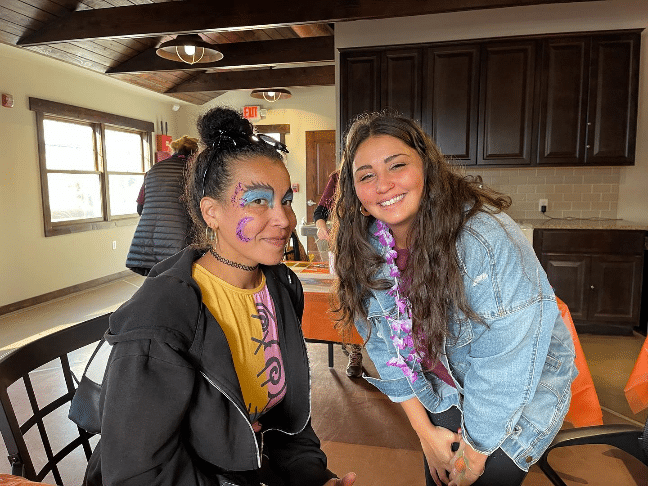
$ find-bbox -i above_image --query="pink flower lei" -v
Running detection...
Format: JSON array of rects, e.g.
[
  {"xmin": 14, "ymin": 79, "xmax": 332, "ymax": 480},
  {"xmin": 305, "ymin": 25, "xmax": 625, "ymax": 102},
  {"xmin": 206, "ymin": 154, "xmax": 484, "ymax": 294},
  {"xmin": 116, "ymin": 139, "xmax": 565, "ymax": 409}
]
[{"xmin": 374, "ymin": 220, "xmax": 423, "ymax": 382}]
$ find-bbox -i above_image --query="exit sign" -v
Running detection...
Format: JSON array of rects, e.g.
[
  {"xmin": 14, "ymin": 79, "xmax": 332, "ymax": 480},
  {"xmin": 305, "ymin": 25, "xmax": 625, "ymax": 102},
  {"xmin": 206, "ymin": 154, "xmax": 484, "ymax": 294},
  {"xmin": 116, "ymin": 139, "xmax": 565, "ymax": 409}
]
[{"xmin": 243, "ymin": 105, "xmax": 260, "ymax": 120}]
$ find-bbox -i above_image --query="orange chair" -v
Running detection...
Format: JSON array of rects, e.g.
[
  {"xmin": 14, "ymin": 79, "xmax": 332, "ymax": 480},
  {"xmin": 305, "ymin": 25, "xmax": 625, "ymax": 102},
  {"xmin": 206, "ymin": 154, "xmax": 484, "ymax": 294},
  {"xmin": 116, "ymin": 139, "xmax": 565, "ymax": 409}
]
[
  {"xmin": 557, "ymin": 297, "xmax": 603, "ymax": 427},
  {"xmin": 624, "ymin": 333, "xmax": 648, "ymax": 414}
]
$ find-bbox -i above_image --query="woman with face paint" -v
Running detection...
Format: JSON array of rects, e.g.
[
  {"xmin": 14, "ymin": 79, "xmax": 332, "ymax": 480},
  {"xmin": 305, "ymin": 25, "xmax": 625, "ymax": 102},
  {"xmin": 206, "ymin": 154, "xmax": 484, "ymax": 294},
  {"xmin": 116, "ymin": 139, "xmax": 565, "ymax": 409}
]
[{"xmin": 83, "ymin": 107, "xmax": 356, "ymax": 486}]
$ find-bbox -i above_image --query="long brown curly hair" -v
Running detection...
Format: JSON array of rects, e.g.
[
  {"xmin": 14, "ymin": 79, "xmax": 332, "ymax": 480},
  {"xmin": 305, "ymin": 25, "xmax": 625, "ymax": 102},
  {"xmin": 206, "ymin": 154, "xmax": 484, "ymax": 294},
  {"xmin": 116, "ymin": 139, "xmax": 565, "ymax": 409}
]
[{"xmin": 331, "ymin": 112, "xmax": 512, "ymax": 362}]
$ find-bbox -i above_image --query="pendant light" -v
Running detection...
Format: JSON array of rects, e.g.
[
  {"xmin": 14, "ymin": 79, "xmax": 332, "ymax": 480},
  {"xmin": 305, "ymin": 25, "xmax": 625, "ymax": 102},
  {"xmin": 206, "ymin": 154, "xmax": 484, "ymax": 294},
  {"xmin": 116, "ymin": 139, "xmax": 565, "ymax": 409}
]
[
  {"xmin": 250, "ymin": 88, "xmax": 292, "ymax": 102},
  {"xmin": 156, "ymin": 34, "xmax": 223, "ymax": 65}
]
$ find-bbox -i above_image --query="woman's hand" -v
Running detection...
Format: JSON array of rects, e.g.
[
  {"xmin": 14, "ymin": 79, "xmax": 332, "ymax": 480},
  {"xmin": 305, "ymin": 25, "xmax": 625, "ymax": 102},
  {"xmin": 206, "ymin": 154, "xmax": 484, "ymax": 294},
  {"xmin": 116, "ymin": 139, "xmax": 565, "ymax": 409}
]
[
  {"xmin": 316, "ymin": 226, "xmax": 330, "ymax": 242},
  {"xmin": 448, "ymin": 438, "xmax": 487, "ymax": 486},
  {"xmin": 418, "ymin": 424, "xmax": 462, "ymax": 486},
  {"xmin": 324, "ymin": 472, "xmax": 356, "ymax": 485}
]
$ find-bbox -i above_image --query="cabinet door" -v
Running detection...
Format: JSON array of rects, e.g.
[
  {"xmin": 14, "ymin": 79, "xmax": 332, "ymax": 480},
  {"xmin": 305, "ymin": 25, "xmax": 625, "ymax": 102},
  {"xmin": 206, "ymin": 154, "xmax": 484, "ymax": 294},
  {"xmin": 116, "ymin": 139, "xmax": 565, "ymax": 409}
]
[
  {"xmin": 477, "ymin": 41, "xmax": 536, "ymax": 165},
  {"xmin": 382, "ymin": 49, "xmax": 422, "ymax": 123},
  {"xmin": 586, "ymin": 33, "xmax": 640, "ymax": 166},
  {"xmin": 537, "ymin": 37, "xmax": 590, "ymax": 166},
  {"xmin": 541, "ymin": 253, "xmax": 589, "ymax": 321},
  {"xmin": 589, "ymin": 254, "xmax": 642, "ymax": 322},
  {"xmin": 425, "ymin": 45, "xmax": 479, "ymax": 165},
  {"xmin": 339, "ymin": 51, "xmax": 381, "ymax": 135}
]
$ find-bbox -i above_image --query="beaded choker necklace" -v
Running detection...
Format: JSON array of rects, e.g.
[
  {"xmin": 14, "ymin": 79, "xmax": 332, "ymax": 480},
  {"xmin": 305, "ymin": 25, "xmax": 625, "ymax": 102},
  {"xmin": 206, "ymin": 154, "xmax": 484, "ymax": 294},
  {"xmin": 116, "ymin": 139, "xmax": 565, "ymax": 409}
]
[
  {"xmin": 209, "ymin": 247, "xmax": 259, "ymax": 272},
  {"xmin": 374, "ymin": 220, "xmax": 423, "ymax": 382}
]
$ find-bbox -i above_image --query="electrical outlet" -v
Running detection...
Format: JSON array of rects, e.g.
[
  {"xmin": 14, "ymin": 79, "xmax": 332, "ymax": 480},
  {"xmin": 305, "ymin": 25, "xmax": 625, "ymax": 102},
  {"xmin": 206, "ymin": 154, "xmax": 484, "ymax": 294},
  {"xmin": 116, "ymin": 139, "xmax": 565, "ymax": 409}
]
[
  {"xmin": 112, "ymin": 241, "xmax": 117, "ymax": 250},
  {"xmin": 538, "ymin": 199, "xmax": 548, "ymax": 212}
]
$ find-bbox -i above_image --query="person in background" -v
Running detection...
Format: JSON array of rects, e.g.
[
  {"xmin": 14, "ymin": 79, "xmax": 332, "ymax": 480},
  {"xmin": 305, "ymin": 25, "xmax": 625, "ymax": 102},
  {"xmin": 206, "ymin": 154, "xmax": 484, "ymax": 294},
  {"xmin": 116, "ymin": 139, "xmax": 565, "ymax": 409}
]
[
  {"xmin": 314, "ymin": 170, "xmax": 364, "ymax": 379},
  {"xmin": 331, "ymin": 112, "xmax": 576, "ymax": 486},
  {"xmin": 126, "ymin": 135, "xmax": 199, "ymax": 276},
  {"xmin": 84, "ymin": 107, "xmax": 355, "ymax": 486}
]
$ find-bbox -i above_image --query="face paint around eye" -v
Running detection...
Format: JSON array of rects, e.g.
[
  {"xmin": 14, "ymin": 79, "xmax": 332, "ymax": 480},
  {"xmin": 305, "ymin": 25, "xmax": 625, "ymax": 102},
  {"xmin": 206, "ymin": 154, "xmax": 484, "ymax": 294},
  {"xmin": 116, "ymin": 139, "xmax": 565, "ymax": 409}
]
[
  {"xmin": 240, "ymin": 183, "xmax": 275, "ymax": 208},
  {"xmin": 236, "ymin": 217, "xmax": 253, "ymax": 242},
  {"xmin": 231, "ymin": 182, "xmax": 244, "ymax": 206}
]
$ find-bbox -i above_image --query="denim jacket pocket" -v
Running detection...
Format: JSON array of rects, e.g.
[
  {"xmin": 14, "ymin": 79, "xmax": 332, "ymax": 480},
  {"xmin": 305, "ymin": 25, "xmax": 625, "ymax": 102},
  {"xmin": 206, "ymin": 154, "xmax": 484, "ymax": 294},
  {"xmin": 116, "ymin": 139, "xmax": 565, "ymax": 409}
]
[{"xmin": 511, "ymin": 330, "xmax": 576, "ymax": 463}]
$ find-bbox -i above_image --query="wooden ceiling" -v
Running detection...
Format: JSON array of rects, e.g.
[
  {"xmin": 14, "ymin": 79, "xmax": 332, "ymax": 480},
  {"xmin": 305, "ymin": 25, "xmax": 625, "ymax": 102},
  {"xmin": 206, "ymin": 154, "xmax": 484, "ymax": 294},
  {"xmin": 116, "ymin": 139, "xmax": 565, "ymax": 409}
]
[{"xmin": 1, "ymin": 0, "xmax": 594, "ymax": 105}]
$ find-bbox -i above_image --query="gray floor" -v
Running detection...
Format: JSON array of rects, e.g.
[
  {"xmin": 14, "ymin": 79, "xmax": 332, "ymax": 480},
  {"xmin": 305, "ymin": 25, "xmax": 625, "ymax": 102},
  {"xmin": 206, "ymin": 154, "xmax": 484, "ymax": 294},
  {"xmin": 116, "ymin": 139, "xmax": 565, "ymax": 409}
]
[{"xmin": 0, "ymin": 274, "xmax": 646, "ymax": 485}]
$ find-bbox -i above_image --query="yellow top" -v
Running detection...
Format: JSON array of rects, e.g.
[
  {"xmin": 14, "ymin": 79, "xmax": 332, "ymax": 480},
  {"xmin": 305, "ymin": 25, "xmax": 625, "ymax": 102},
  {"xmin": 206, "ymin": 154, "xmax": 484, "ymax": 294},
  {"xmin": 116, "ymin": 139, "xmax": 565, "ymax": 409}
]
[{"xmin": 193, "ymin": 263, "xmax": 286, "ymax": 421}]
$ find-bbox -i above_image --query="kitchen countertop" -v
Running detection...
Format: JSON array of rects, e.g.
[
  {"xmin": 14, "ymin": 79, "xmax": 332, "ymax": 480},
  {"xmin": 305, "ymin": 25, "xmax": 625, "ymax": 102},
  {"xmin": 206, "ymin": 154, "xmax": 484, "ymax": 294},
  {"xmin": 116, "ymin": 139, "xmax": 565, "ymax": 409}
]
[{"xmin": 516, "ymin": 218, "xmax": 648, "ymax": 231}]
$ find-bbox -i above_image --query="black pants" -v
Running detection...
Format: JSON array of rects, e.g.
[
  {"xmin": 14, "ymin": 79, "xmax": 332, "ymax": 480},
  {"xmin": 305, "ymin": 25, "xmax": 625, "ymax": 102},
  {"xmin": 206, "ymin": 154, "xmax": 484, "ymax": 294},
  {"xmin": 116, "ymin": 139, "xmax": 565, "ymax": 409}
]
[{"xmin": 424, "ymin": 407, "xmax": 527, "ymax": 486}]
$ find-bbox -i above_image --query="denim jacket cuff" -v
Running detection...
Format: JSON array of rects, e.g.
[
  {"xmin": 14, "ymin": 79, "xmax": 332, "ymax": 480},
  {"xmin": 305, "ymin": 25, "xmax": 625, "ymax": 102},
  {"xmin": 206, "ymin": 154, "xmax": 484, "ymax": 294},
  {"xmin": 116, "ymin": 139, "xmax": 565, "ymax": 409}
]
[{"xmin": 363, "ymin": 376, "xmax": 416, "ymax": 402}]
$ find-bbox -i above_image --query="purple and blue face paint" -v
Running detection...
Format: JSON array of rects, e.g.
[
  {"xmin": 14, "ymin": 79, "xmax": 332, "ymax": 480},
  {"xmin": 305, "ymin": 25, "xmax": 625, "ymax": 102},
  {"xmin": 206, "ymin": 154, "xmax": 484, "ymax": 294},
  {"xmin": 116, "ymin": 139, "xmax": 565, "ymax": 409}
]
[
  {"xmin": 238, "ymin": 183, "xmax": 276, "ymax": 208},
  {"xmin": 231, "ymin": 182, "xmax": 243, "ymax": 206},
  {"xmin": 236, "ymin": 217, "xmax": 253, "ymax": 242},
  {"xmin": 231, "ymin": 183, "xmax": 294, "ymax": 242}
]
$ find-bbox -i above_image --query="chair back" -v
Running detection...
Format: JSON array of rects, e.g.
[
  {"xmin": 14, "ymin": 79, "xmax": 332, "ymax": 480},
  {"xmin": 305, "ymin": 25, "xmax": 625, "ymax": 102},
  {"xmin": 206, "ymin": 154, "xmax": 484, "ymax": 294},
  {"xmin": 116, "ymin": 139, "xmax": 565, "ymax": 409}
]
[{"xmin": 0, "ymin": 314, "xmax": 110, "ymax": 484}]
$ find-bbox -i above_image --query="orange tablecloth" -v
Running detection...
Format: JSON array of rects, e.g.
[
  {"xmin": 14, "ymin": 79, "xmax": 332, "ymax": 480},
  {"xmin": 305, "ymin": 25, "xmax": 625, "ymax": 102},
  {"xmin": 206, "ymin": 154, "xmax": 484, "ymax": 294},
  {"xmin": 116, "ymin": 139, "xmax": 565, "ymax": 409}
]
[
  {"xmin": 558, "ymin": 297, "xmax": 604, "ymax": 427},
  {"xmin": 624, "ymin": 333, "xmax": 648, "ymax": 414},
  {"xmin": 302, "ymin": 292, "xmax": 363, "ymax": 345}
]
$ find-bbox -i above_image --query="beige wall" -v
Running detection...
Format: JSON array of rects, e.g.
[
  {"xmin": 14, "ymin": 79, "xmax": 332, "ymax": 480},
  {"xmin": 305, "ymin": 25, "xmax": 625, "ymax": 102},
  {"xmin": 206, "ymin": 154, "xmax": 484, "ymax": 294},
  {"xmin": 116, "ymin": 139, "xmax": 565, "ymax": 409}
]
[
  {"xmin": 0, "ymin": 44, "xmax": 191, "ymax": 307},
  {"xmin": 335, "ymin": 0, "xmax": 648, "ymax": 224}
]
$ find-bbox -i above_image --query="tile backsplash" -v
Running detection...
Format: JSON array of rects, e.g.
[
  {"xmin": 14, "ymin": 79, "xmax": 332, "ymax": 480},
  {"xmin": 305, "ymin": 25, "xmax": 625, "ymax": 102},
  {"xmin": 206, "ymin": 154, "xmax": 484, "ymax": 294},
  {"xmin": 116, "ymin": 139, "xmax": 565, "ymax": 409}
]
[{"xmin": 463, "ymin": 166, "xmax": 620, "ymax": 221}]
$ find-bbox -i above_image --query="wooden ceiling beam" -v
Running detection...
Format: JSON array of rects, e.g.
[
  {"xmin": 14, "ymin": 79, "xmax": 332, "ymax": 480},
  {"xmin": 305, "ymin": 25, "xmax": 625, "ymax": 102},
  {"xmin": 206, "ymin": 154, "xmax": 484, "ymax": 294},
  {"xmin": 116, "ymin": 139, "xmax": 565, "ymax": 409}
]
[
  {"xmin": 167, "ymin": 65, "xmax": 335, "ymax": 93},
  {"xmin": 18, "ymin": 0, "xmax": 593, "ymax": 45},
  {"xmin": 106, "ymin": 36, "xmax": 334, "ymax": 74}
]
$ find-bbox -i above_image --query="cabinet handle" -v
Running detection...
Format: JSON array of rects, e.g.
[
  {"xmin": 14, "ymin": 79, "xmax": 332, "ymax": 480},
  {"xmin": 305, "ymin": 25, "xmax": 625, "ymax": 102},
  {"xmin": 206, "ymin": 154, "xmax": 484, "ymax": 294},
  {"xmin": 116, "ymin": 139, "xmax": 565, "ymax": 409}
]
[{"xmin": 590, "ymin": 285, "xmax": 595, "ymax": 290}]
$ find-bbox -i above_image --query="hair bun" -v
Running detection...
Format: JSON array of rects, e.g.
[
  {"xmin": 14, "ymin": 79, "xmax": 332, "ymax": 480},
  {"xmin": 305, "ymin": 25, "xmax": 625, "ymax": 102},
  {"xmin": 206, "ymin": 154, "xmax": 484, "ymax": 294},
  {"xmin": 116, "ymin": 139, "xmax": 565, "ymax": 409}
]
[{"xmin": 197, "ymin": 107, "xmax": 253, "ymax": 147}]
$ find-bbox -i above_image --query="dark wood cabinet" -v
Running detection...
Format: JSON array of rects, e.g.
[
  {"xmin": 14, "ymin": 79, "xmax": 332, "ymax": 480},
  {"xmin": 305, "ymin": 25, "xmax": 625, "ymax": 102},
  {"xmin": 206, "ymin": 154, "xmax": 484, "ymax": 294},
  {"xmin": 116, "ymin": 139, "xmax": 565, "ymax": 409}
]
[
  {"xmin": 425, "ymin": 45, "xmax": 479, "ymax": 165},
  {"xmin": 537, "ymin": 32, "xmax": 640, "ymax": 166},
  {"xmin": 339, "ymin": 50, "xmax": 381, "ymax": 134},
  {"xmin": 382, "ymin": 49, "xmax": 422, "ymax": 123},
  {"xmin": 586, "ymin": 33, "xmax": 640, "ymax": 166},
  {"xmin": 339, "ymin": 48, "xmax": 422, "ymax": 136},
  {"xmin": 477, "ymin": 41, "xmax": 536, "ymax": 166},
  {"xmin": 339, "ymin": 29, "xmax": 641, "ymax": 167},
  {"xmin": 537, "ymin": 36, "xmax": 590, "ymax": 166},
  {"xmin": 534, "ymin": 229, "xmax": 645, "ymax": 335}
]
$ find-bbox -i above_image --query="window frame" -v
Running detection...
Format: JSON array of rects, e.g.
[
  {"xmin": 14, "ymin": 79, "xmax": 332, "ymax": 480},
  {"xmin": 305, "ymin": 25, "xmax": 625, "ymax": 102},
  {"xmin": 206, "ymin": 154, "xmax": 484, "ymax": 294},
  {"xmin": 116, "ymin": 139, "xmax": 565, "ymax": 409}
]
[
  {"xmin": 255, "ymin": 124, "xmax": 290, "ymax": 146},
  {"xmin": 30, "ymin": 98, "xmax": 154, "ymax": 237}
]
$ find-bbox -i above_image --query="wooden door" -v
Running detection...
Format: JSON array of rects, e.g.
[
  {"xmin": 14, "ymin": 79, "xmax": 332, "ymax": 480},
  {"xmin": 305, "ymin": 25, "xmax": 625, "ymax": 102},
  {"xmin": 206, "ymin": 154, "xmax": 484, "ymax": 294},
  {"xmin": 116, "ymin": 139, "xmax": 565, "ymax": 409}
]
[
  {"xmin": 382, "ymin": 48, "xmax": 423, "ymax": 122},
  {"xmin": 477, "ymin": 41, "xmax": 536, "ymax": 166},
  {"xmin": 589, "ymin": 254, "xmax": 643, "ymax": 323},
  {"xmin": 537, "ymin": 37, "xmax": 590, "ymax": 166},
  {"xmin": 425, "ymin": 44, "xmax": 480, "ymax": 165},
  {"xmin": 339, "ymin": 50, "xmax": 381, "ymax": 137},
  {"xmin": 541, "ymin": 253, "xmax": 590, "ymax": 322},
  {"xmin": 586, "ymin": 32, "xmax": 640, "ymax": 166},
  {"xmin": 305, "ymin": 130, "xmax": 337, "ymax": 252}
]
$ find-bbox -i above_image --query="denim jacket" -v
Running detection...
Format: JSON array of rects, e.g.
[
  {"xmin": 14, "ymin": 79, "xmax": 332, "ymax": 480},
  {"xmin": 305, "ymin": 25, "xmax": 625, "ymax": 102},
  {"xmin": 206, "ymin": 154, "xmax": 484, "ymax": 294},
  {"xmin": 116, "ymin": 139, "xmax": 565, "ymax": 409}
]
[{"xmin": 355, "ymin": 211, "xmax": 577, "ymax": 471}]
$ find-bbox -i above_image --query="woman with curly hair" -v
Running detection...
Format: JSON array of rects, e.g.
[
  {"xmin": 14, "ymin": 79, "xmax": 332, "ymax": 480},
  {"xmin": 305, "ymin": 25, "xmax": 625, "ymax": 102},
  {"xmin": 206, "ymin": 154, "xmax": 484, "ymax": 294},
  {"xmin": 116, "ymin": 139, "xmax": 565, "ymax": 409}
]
[
  {"xmin": 84, "ymin": 107, "xmax": 355, "ymax": 486},
  {"xmin": 330, "ymin": 112, "xmax": 576, "ymax": 486}
]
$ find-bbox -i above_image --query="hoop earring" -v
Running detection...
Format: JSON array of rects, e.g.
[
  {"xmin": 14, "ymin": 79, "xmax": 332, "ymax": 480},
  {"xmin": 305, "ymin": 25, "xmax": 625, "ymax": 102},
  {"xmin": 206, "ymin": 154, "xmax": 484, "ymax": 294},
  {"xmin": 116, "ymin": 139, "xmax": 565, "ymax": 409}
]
[
  {"xmin": 205, "ymin": 226, "xmax": 218, "ymax": 245},
  {"xmin": 359, "ymin": 205, "xmax": 370, "ymax": 217}
]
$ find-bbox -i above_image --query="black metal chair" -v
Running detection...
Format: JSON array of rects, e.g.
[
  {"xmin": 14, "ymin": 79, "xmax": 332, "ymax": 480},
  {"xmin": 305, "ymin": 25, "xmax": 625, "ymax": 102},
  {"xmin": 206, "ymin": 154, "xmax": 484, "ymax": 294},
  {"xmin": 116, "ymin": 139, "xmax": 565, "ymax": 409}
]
[
  {"xmin": 0, "ymin": 314, "xmax": 110, "ymax": 484},
  {"xmin": 538, "ymin": 416, "xmax": 648, "ymax": 485}
]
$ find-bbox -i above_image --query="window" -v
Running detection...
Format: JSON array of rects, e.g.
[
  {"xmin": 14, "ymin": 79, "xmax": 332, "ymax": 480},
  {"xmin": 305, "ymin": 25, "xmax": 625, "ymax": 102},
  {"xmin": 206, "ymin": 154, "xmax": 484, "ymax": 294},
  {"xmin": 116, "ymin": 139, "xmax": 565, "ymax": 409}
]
[
  {"xmin": 30, "ymin": 98, "xmax": 154, "ymax": 236},
  {"xmin": 255, "ymin": 124, "xmax": 289, "ymax": 146}
]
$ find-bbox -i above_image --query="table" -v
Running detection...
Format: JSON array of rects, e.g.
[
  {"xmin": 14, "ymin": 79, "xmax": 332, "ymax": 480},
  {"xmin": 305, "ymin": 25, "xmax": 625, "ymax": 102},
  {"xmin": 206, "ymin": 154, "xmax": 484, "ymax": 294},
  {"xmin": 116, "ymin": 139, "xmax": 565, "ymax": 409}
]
[{"xmin": 285, "ymin": 261, "xmax": 363, "ymax": 367}]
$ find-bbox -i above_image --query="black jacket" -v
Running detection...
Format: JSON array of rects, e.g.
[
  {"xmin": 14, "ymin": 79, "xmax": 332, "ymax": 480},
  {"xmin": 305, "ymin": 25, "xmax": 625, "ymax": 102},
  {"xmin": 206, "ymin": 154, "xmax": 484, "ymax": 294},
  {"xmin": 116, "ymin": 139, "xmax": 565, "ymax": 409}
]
[
  {"xmin": 126, "ymin": 154, "xmax": 191, "ymax": 276},
  {"xmin": 85, "ymin": 248, "xmax": 335, "ymax": 486}
]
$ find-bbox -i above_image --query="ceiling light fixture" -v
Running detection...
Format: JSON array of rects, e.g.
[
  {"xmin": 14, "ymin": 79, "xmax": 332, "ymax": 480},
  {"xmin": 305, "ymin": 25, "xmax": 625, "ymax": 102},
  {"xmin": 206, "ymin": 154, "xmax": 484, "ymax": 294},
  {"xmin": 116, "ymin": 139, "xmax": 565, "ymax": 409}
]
[
  {"xmin": 156, "ymin": 34, "xmax": 223, "ymax": 65},
  {"xmin": 250, "ymin": 88, "xmax": 292, "ymax": 103}
]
